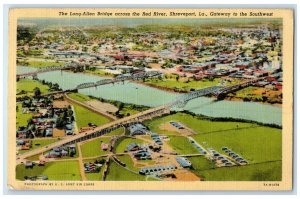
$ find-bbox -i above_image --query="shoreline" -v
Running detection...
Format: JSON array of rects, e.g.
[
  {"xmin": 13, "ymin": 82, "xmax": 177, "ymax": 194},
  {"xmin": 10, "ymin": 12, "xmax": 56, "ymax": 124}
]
[
  {"xmin": 17, "ymin": 65, "xmax": 282, "ymax": 108},
  {"xmin": 133, "ymin": 79, "xmax": 282, "ymax": 108}
]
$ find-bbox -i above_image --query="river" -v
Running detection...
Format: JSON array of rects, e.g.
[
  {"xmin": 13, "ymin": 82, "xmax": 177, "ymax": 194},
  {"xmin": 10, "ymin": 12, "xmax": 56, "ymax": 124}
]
[{"xmin": 17, "ymin": 66, "xmax": 282, "ymax": 126}]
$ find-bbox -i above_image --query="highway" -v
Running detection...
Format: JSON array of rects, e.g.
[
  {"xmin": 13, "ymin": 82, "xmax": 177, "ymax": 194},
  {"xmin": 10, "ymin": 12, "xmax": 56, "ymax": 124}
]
[{"xmin": 16, "ymin": 104, "xmax": 171, "ymax": 164}]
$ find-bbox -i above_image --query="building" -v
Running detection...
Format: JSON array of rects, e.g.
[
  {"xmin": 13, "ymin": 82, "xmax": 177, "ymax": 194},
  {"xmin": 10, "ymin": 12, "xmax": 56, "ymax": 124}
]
[
  {"xmin": 176, "ymin": 157, "xmax": 192, "ymax": 168},
  {"xmin": 101, "ymin": 143, "xmax": 109, "ymax": 151},
  {"xmin": 126, "ymin": 143, "xmax": 140, "ymax": 152},
  {"xmin": 128, "ymin": 123, "xmax": 147, "ymax": 136}
]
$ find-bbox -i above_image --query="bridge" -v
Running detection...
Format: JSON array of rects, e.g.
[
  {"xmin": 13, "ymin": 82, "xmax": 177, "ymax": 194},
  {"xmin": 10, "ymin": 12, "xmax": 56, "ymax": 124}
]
[
  {"xmin": 76, "ymin": 71, "xmax": 162, "ymax": 89},
  {"xmin": 16, "ymin": 62, "xmax": 88, "ymax": 78},
  {"xmin": 16, "ymin": 84, "xmax": 227, "ymax": 164},
  {"xmin": 214, "ymin": 77, "xmax": 266, "ymax": 99},
  {"xmin": 16, "ymin": 71, "xmax": 265, "ymax": 163}
]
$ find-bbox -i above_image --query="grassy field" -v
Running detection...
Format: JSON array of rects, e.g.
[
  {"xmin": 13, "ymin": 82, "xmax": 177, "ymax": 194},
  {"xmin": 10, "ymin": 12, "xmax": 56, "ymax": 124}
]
[
  {"xmin": 84, "ymin": 69, "xmax": 115, "ymax": 78},
  {"xmin": 192, "ymin": 161, "xmax": 282, "ymax": 181},
  {"xmin": 192, "ymin": 126, "xmax": 281, "ymax": 164},
  {"xmin": 72, "ymin": 103, "xmax": 111, "ymax": 129},
  {"xmin": 18, "ymin": 138, "xmax": 57, "ymax": 154},
  {"xmin": 115, "ymin": 137, "xmax": 149, "ymax": 153},
  {"xmin": 105, "ymin": 128, "xmax": 124, "ymax": 136},
  {"xmin": 105, "ymin": 161, "xmax": 150, "ymax": 181},
  {"xmin": 167, "ymin": 136, "xmax": 200, "ymax": 155},
  {"xmin": 144, "ymin": 112, "xmax": 254, "ymax": 135},
  {"xmin": 146, "ymin": 112, "xmax": 282, "ymax": 181},
  {"xmin": 188, "ymin": 156, "xmax": 216, "ymax": 171},
  {"xmin": 144, "ymin": 77, "xmax": 222, "ymax": 92},
  {"xmin": 143, "ymin": 77, "xmax": 242, "ymax": 92},
  {"xmin": 68, "ymin": 93, "xmax": 92, "ymax": 102},
  {"xmin": 117, "ymin": 155, "xmax": 140, "ymax": 172},
  {"xmin": 21, "ymin": 60, "xmax": 65, "ymax": 68},
  {"xmin": 80, "ymin": 137, "xmax": 111, "ymax": 158},
  {"xmin": 16, "ymin": 161, "xmax": 81, "ymax": 181},
  {"xmin": 16, "ymin": 103, "xmax": 33, "ymax": 128},
  {"xmin": 26, "ymin": 154, "xmax": 41, "ymax": 161},
  {"xmin": 17, "ymin": 79, "xmax": 50, "ymax": 97},
  {"xmin": 119, "ymin": 106, "xmax": 140, "ymax": 117}
]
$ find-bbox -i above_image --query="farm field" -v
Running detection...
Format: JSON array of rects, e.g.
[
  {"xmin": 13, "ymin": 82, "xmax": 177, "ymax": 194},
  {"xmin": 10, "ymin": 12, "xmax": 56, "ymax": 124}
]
[{"xmin": 16, "ymin": 161, "xmax": 81, "ymax": 181}]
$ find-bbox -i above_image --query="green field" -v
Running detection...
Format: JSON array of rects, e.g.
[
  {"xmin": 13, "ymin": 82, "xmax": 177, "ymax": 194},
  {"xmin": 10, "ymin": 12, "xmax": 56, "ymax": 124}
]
[
  {"xmin": 72, "ymin": 103, "xmax": 111, "ymax": 129},
  {"xmin": 21, "ymin": 60, "xmax": 65, "ymax": 68},
  {"xmin": 167, "ymin": 136, "xmax": 200, "ymax": 155},
  {"xmin": 16, "ymin": 161, "xmax": 81, "ymax": 181},
  {"xmin": 19, "ymin": 138, "xmax": 57, "ymax": 154},
  {"xmin": 81, "ymin": 137, "xmax": 111, "ymax": 158},
  {"xmin": 192, "ymin": 126, "xmax": 281, "ymax": 164},
  {"xmin": 26, "ymin": 154, "xmax": 41, "ymax": 161},
  {"xmin": 144, "ymin": 112, "xmax": 254, "ymax": 135},
  {"xmin": 105, "ymin": 161, "xmax": 150, "ymax": 181},
  {"xmin": 192, "ymin": 161, "xmax": 282, "ymax": 181},
  {"xmin": 144, "ymin": 77, "xmax": 222, "ymax": 92},
  {"xmin": 119, "ymin": 106, "xmax": 140, "ymax": 117},
  {"xmin": 188, "ymin": 156, "xmax": 216, "ymax": 171},
  {"xmin": 146, "ymin": 112, "xmax": 282, "ymax": 181},
  {"xmin": 117, "ymin": 155, "xmax": 140, "ymax": 172},
  {"xmin": 68, "ymin": 93, "xmax": 92, "ymax": 102},
  {"xmin": 16, "ymin": 103, "xmax": 33, "ymax": 128},
  {"xmin": 105, "ymin": 128, "xmax": 124, "ymax": 136},
  {"xmin": 115, "ymin": 137, "xmax": 149, "ymax": 153},
  {"xmin": 17, "ymin": 79, "xmax": 50, "ymax": 97}
]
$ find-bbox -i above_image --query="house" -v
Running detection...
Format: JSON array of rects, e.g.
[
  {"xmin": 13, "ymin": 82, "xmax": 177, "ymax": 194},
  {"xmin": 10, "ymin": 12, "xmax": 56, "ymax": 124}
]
[
  {"xmin": 38, "ymin": 161, "xmax": 45, "ymax": 166},
  {"xmin": 80, "ymin": 127, "xmax": 94, "ymax": 133},
  {"xmin": 126, "ymin": 143, "xmax": 140, "ymax": 152},
  {"xmin": 25, "ymin": 161, "xmax": 34, "ymax": 168},
  {"xmin": 101, "ymin": 143, "xmax": 109, "ymax": 151}
]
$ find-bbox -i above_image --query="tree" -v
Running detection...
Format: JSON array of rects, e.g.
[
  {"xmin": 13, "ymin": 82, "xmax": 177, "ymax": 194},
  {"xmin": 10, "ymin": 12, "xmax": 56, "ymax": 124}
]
[
  {"xmin": 34, "ymin": 87, "xmax": 41, "ymax": 98},
  {"xmin": 82, "ymin": 46, "xmax": 88, "ymax": 52},
  {"xmin": 92, "ymin": 45, "xmax": 99, "ymax": 53}
]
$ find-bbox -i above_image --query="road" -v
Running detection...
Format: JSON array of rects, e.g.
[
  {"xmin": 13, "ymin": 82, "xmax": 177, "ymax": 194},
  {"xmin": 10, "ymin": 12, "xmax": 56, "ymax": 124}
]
[{"xmin": 16, "ymin": 104, "xmax": 170, "ymax": 164}]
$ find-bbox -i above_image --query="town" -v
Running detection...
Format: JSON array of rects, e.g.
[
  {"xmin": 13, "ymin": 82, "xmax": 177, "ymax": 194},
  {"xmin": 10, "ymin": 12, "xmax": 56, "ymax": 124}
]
[{"xmin": 15, "ymin": 18, "xmax": 282, "ymax": 182}]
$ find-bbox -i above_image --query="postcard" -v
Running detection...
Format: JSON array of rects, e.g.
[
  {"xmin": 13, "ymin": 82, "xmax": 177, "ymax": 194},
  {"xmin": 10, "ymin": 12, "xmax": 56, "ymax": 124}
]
[{"xmin": 7, "ymin": 7, "xmax": 294, "ymax": 190}]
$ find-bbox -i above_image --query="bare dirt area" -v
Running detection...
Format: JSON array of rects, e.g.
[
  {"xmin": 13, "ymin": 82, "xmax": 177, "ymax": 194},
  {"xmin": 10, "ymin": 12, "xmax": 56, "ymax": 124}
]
[
  {"xmin": 53, "ymin": 100, "xmax": 70, "ymax": 109},
  {"xmin": 85, "ymin": 100, "xmax": 118, "ymax": 114},
  {"xmin": 168, "ymin": 169, "xmax": 201, "ymax": 181},
  {"xmin": 160, "ymin": 123, "xmax": 196, "ymax": 136}
]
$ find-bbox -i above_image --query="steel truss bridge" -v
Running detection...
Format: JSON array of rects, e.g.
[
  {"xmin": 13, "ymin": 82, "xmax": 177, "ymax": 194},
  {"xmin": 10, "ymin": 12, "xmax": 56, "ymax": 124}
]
[
  {"xmin": 16, "ymin": 70, "xmax": 265, "ymax": 162},
  {"xmin": 76, "ymin": 71, "xmax": 162, "ymax": 89},
  {"xmin": 16, "ymin": 62, "xmax": 87, "ymax": 78}
]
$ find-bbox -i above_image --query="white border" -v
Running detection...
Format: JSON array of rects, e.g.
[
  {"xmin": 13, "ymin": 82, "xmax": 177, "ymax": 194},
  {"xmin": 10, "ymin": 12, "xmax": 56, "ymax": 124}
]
[{"xmin": 1, "ymin": 0, "xmax": 299, "ymax": 198}]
